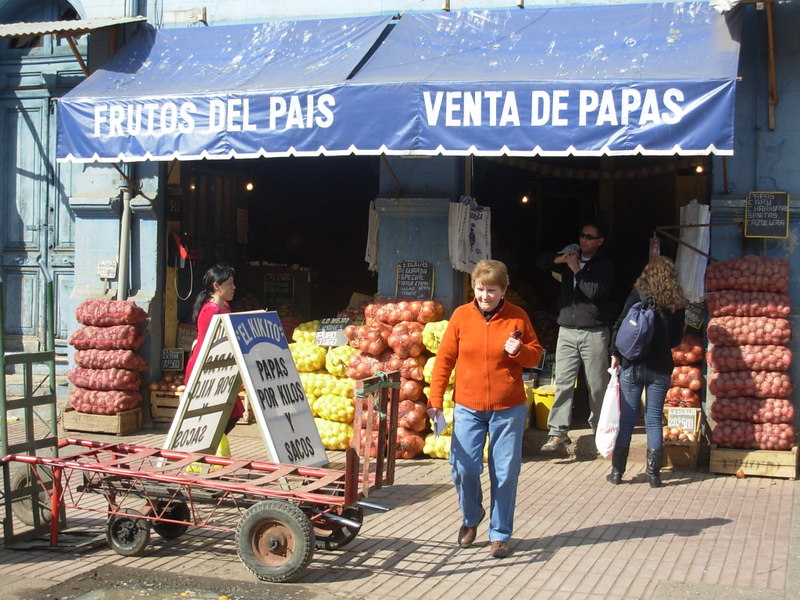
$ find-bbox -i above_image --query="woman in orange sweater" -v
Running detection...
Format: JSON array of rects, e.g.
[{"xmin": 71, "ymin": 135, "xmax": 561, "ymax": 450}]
[{"xmin": 428, "ymin": 260, "xmax": 542, "ymax": 558}]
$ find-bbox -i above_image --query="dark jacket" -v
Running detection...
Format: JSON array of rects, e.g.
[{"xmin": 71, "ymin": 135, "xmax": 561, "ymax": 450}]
[
  {"xmin": 535, "ymin": 248, "xmax": 614, "ymax": 328},
  {"xmin": 610, "ymin": 289, "xmax": 685, "ymax": 374}
]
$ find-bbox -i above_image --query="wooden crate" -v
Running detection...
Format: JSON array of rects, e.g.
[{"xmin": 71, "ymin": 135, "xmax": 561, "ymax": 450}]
[
  {"xmin": 152, "ymin": 391, "xmax": 255, "ymax": 425},
  {"xmin": 663, "ymin": 443, "xmax": 700, "ymax": 470},
  {"xmin": 62, "ymin": 407, "xmax": 142, "ymax": 436},
  {"xmin": 710, "ymin": 444, "xmax": 797, "ymax": 480},
  {"xmin": 151, "ymin": 392, "xmax": 181, "ymax": 423}
]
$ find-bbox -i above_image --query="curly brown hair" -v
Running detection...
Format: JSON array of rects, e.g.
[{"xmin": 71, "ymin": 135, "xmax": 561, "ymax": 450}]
[{"xmin": 634, "ymin": 256, "xmax": 688, "ymax": 312}]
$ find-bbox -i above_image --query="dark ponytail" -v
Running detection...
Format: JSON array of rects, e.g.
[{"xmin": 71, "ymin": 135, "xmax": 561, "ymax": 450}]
[{"xmin": 192, "ymin": 263, "xmax": 235, "ymax": 323}]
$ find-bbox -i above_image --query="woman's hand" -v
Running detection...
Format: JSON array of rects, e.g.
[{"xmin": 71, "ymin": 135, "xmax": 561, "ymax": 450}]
[
  {"xmin": 504, "ymin": 331, "xmax": 522, "ymax": 356},
  {"xmin": 611, "ymin": 354, "xmax": 620, "ymax": 369}
]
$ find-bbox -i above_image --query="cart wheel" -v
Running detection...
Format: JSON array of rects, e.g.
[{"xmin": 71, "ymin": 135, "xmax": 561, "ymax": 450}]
[
  {"xmin": 313, "ymin": 506, "xmax": 363, "ymax": 551},
  {"xmin": 11, "ymin": 466, "xmax": 52, "ymax": 526},
  {"xmin": 106, "ymin": 508, "xmax": 150, "ymax": 556},
  {"xmin": 150, "ymin": 501, "xmax": 190, "ymax": 540},
  {"xmin": 235, "ymin": 499, "xmax": 315, "ymax": 583}
]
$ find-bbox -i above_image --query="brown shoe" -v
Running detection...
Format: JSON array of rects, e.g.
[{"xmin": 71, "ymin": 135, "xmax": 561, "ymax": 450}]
[
  {"xmin": 458, "ymin": 524, "xmax": 478, "ymax": 547},
  {"xmin": 457, "ymin": 509, "xmax": 485, "ymax": 547},
  {"xmin": 490, "ymin": 541, "xmax": 510, "ymax": 558}
]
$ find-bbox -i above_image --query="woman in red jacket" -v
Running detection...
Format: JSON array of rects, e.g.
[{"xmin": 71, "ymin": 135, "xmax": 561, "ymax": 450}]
[
  {"xmin": 184, "ymin": 263, "xmax": 244, "ymax": 434},
  {"xmin": 427, "ymin": 260, "xmax": 543, "ymax": 558}
]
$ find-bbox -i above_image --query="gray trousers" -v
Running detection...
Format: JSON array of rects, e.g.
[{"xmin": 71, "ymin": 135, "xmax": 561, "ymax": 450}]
[{"xmin": 547, "ymin": 326, "xmax": 610, "ymax": 436}]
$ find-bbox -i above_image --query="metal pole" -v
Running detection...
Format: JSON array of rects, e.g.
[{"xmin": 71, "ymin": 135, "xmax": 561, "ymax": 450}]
[
  {"xmin": 38, "ymin": 257, "xmax": 57, "ymax": 457},
  {"xmin": 117, "ymin": 185, "xmax": 132, "ymax": 301},
  {"xmin": 0, "ymin": 273, "xmax": 7, "ymax": 457}
]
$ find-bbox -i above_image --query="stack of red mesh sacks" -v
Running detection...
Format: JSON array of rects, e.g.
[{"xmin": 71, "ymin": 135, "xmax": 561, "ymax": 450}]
[
  {"xmin": 345, "ymin": 299, "xmax": 445, "ymax": 459},
  {"xmin": 67, "ymin": 300, "xmax": 148, "ymax": 415},
  {"xmin": 666, "ymin": 333, "xmax": 705, "ymax": 409},
  {"xmin": 705, "ymin": 256, "xmax": 795, "ymax": 451}
]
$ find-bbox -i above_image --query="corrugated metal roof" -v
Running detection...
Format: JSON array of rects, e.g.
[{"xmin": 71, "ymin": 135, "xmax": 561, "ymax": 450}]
[{"xmin": 0, "ymin": 16, "xmax": 146, "ymax": 39}]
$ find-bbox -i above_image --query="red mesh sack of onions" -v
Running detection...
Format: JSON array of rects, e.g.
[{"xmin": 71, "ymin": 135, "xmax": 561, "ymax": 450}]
[
  {"xmin": 387, "ymin": 321, "xmax": 426, "ymax": 358},
  {"xmin": 67, "ymin": 367, "xmax": 141, "ymax": 391},
  {"xmin": 346, "ymin": 351, "xmax": 426, "ymax": 382},
  {"xmin": 705, "ymin": 255, "xmax": 789, "ymax": 292},
  {"xmin": 670, "ymin": 365, "xmax": 703, "ymax": 391},
  {"xmin": 706, "ymin": 316, "xmax": 790, "ymax": 346},
  {"xmin": 354, "ymin": 398, "xmax": 428, "ymax": 432},
  {"xmin": 349, "ymin": 427, "xmax": 425, "ymax": 459},
  {"xmin": 706, "ymin": 344, "xmax": 792, "ymax": 373},
  {"xmin": 397, "ymin": 399, "xmax": 429, "ymax": 432},
  {"xmin": 665, "ymin": 386, "xmax": 701, "ymax": 408},
  {"xmin": 364, "ymin": 299, "xmax": 445, "ymax": 326},
  {"xmin": 400, "ymin": 378, "xmax": 424, "ymax": 402},
  {"xmin": 706, "ymin": 289, "xmax": 791, "ymax": 318},
  {"xmin": 73, "ymin": 348, "xmax": 148, "ymax": 372},
  {"xmin": 711, "ymin": 420, "xmax": 795, "ymax": 450},
  {"xmin": 344, "ymin": 321, "xmax": 390, "ymax": 355},
  {"xmin": 707, "ymin": 370, "xmax": 793, "ymax": 399},
  {"xmin": 346, "ymin": 351, "xmax": 388, "ymax": 380},
  {"xmin": 75, "ymin": 299, "xmax": 148, "ymax": 326},
  {"xmin": 710, "ymin": 397, "xmax": 794, "ymax": 424},
  {"xmin": 671, "ymin": 334, "xmax": 704, "ymax": 365},
  {"xmin": 69, "ymin": 325, "xmax": 144, "ymax": 351},
  {"xmin": 69, "ymin": 388, "xmax": 142, "ymax": 415}
]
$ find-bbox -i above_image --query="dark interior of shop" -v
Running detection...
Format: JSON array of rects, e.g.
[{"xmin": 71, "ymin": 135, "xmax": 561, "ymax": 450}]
[{"xmin": 175, "ymin": 154, "xmax": 707, "ymax": 329}]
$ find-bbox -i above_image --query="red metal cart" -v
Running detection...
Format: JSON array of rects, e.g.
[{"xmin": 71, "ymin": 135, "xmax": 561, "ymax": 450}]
[{"xmin": 1, "ymin": 372, "xmax": 399, "ymax": 583}]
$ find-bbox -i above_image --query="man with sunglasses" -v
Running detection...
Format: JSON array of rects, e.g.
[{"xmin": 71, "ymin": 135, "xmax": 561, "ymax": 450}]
[{"xmin": 535, "ymin": 222, "xmax": 614, "ymax": 452}]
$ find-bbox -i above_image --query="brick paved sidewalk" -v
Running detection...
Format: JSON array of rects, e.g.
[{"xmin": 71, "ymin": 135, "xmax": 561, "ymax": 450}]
[{"xmin": 1, "ymin": 420, "xmax": 797, "ymax": 600}]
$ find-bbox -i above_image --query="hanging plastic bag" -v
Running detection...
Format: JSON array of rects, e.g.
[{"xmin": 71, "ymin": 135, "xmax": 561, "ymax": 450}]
[{"xmin": 596, "ymin": 366, "xmax": 621, "ymax": 459}]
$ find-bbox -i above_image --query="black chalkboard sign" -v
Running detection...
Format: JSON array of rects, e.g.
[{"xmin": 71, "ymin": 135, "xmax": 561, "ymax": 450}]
[
  {"xmin": 395, "ymin": 260, "xmax": 435, "ymax": 300},
  {"xmin": 264, "ymin": 273, "xmax": 294, "ymax": 308},
  {"xmin": 314, "ymin": 317, "xmax": 352, "ymax": 347},
  {"xmin": 684, "ymin": 302, "xmax": 705, "ymax": 331},
  {"xmin": 161, "ymin": 348, "xmax": 185, "ymax": 371},
  {"xmin": 744, "ymin": 191, "xmax": 789, "ymax": 238}
]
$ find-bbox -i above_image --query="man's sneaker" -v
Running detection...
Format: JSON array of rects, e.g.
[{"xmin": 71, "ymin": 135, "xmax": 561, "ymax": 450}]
[{"xmin": 541, "ymin": 435, "xmax": 572, "ymax": 452}]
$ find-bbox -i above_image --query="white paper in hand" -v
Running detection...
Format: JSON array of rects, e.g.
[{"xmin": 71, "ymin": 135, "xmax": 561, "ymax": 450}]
[{"xmin": 433, "ymin": 410, "xmax": 447, "ymax": 437}]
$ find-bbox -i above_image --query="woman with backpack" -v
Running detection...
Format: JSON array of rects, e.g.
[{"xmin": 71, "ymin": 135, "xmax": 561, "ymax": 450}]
[{"xmin": 608, "ymin": 256, "xmax": 688, "ymax": 487}]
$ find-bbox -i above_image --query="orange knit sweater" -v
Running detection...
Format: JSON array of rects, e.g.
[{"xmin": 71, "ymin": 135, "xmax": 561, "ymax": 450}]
[{"xmin": 428, "ymin": 300, "xmax": 543, "ymax": 412}]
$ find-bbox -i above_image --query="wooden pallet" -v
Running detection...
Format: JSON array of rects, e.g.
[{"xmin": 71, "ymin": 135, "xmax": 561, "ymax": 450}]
[
  {"xmin": 710, "ymin": 444, "xmax": 797, "ymax": 480},
  {"xmin": 62, "ymin": 407, "xmax": 142, "ymax": 436}
]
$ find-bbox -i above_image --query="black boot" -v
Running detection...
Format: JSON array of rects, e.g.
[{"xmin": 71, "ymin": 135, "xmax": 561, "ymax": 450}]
[
  {"xmin": 646, "ymin": 448, "xmax": 663, "ymax": 488},
  {"xmin": 606, "ymin": 446, "xmax": 629, "ymax": 484}
]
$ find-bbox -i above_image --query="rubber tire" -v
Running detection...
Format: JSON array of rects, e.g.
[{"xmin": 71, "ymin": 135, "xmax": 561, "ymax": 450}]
[
  {"xmin": 10, "ymin": 466, "xmax": 52, "ymax": 526},
  {"xmin": 106, "ymin": 508, "xmax": 150, "ymax": 557},
  {"xmin": 150, "ymin": 501, "xmax": 191, "ymax": 540},
  {"xmin": 235, "ymin": 499, "xmax": 315, "ymax": 583},
  {"xmin": 313, "ymin": 506, "xmax": 363, "ymax": 551}
]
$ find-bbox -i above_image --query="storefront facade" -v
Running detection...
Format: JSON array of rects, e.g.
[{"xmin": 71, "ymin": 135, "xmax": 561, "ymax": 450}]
[{"xmin": 1, "ymin": 0, "xmax": 798, "ymax": 417}]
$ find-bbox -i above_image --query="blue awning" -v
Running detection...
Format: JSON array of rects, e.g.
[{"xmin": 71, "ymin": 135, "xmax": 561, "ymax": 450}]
[{"xmin": 57, "ymin": 3, "xmax": 741, "ymax": 162}]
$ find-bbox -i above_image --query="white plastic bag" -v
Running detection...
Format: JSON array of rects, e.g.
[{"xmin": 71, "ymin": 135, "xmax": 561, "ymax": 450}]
[{"xmin": 596, "ymin": 366, "xmax": 621, "ymax": 459}]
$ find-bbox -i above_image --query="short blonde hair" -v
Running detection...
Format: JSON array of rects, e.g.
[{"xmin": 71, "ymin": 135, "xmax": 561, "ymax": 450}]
[{"xmin": 471, "ymin": 259, "xmax": 509, "ymax": 291}]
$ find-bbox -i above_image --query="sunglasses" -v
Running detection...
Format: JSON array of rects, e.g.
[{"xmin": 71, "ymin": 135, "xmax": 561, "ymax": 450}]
[{"xmin": 580, "ymin": 232, "xmax": 602, "ymax": 240}]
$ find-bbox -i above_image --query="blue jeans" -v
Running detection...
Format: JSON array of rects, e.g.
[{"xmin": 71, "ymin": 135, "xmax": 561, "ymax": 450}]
[
  {"xmin": 617, "ymin": 363, "xmax": 670, "ymax": 450},
  {"xmin": 450, "ymin": 402, "xmax": 526, "ymax": 543}
]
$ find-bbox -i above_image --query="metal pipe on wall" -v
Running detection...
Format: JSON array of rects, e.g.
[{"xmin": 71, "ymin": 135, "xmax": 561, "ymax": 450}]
[{"xmin": 117, "ymin": 185, "xmax": 132, "ymax": 301}]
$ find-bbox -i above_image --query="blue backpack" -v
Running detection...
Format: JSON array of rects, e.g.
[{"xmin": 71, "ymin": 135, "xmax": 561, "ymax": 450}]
[{"xmin": 616, "ymin": 299, "xmax": 656, "ymax": 361}]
